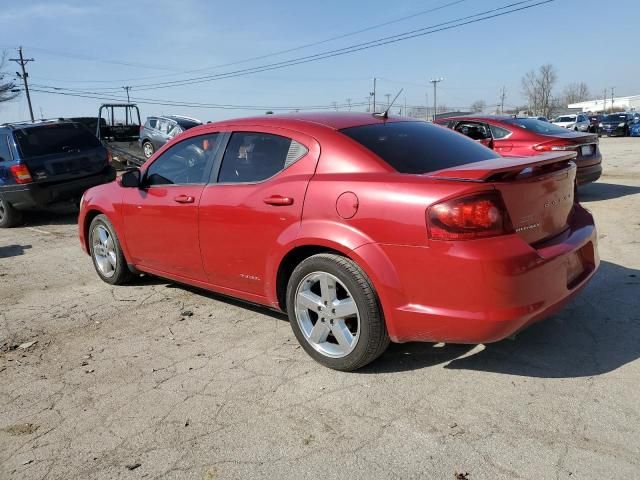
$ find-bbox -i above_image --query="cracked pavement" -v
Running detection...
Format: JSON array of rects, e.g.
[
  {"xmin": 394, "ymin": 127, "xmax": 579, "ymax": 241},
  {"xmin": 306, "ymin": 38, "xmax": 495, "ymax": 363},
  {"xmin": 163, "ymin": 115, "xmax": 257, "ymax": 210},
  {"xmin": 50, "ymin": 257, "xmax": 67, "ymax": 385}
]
[{"xmin": 1, "ymin": 137, "xmax": 639, "ymax": 479}]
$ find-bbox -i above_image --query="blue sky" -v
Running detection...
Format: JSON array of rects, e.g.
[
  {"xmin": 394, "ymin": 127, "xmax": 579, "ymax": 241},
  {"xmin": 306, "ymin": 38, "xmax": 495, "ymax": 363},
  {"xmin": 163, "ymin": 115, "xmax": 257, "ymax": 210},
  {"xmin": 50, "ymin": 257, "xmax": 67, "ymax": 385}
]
[{"xmin": 1, "ymin": 0, "xmax": 638, "ymax": 123}]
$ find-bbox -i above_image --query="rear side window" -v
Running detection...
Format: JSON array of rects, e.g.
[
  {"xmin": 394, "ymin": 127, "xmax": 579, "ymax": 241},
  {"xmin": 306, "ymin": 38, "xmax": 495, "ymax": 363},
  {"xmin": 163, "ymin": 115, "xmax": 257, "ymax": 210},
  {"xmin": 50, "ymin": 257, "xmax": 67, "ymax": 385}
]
[
  {"xmin": 340, "ymin": 121, "xmax": 498, "ymax": 174},
  {"xmin": 14, "ymin": 124, "xmax": 102, "ymax": 158},
  {"xmin": 0, "ymin": 134, "xmax": 12, "ymax": 161},
  {"xmin": 218, "ymin": 132, "xmax": 307, "ymax": 183},
  {"xmin": 489, "ymin": 124, "xmax": 511, "ymax": 139}
]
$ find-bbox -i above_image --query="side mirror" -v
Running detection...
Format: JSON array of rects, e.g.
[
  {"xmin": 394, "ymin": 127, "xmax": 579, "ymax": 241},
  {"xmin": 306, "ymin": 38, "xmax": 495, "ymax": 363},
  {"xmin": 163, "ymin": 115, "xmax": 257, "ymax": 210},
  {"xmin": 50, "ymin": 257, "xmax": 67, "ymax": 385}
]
[{"xmin": 119, "ymin": 168, "xmax": 141, "ymax": 188}]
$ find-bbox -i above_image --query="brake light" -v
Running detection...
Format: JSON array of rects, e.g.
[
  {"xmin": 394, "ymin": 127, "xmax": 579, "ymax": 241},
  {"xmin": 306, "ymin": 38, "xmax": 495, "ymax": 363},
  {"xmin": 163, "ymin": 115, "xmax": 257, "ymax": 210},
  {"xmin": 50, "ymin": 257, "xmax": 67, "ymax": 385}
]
[
  {"xmin": 533, "ymin": 140, "xmax": 575, "ymax": 152},
  {"xmin": 427, "ymin": 191, "xmax": 513, "ymax": 241},
  {"xmin": 10, "ymin": 164, "xmax": 33, "ymax": 184}
]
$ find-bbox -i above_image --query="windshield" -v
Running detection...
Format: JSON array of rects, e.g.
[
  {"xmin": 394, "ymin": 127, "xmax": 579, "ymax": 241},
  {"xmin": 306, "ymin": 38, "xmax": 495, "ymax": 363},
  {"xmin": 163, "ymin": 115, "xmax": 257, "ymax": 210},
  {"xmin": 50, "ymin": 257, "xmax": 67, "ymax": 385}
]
[
  {"xmin": 504, "ymin": 118, "xmax": 574, "ymax": 135},
  {"xmin": 340, "ymin": 121, "xmax": 498, "ymax": 174},
  {"xmin": 555, "ymin": 116, "xmax": 576, "ymax": 123},
  {"xmin": 175, "ymin": 119, "xmax": 202, "ymax": 129},
  {"xmin": 15, "ymin": 123, "xmax": 102, "ymax": 157},
  {"xmin": 603, "ymin": 114, "xmax": 627, "ymax": 122}
]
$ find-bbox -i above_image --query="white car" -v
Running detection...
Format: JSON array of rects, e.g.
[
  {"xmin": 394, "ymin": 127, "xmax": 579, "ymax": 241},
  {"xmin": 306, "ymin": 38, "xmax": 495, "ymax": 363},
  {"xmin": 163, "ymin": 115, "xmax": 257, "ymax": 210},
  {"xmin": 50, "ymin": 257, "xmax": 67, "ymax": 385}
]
[{"xmin": 552, "ymin": 114, "xmax": 590, "ymax": 132}]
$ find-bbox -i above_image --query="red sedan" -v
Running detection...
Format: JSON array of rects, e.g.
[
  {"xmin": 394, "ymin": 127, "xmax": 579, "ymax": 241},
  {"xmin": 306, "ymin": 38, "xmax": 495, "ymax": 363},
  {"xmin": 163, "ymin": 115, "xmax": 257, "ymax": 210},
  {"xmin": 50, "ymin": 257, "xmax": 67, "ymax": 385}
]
[
  {"xmin": 436, "ymin": 115, "xmax": 602, "ymax": 185},
  {"xmin": 78, "ymin": 113, "xmax": 599, "ymax": 371}
]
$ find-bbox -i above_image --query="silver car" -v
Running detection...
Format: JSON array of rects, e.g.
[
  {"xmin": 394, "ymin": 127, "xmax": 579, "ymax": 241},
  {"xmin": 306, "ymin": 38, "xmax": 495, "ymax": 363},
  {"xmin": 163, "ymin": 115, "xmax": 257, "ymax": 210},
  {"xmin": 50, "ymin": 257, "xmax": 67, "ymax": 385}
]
[{"xmin": 551, "ymin": 114, "xmax": 590, "ymax": 132}]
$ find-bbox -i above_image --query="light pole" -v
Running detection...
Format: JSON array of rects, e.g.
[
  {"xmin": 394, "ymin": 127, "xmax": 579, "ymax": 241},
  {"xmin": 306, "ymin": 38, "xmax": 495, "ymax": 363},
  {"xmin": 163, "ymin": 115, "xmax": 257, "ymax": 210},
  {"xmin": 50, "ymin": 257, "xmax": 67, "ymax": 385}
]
[{"xmin": 429, "ymin": 77, "xmax": 443, "ymax": 122}]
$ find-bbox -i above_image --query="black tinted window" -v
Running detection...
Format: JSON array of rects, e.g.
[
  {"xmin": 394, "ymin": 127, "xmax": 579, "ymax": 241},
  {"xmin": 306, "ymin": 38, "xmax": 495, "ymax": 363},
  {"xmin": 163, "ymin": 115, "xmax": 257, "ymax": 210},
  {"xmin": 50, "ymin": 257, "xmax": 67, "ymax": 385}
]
[
  {"xmin": 15, "ymin": 124, "xmax": 102, "ymax": 158},
  {"xmin": 218, "ymin": 132, "xmax": 306, "ymax": 183},
  {"xmin": 146, "ymin": 134, "xmax": 220, "ymax": 185},
  {"xmin": 340, "ymin": 121, "xmax": 498, "ymax": 174},
  {"xmin": 0, "ymin": 134, "xmax": 12, "ymax": 161}
]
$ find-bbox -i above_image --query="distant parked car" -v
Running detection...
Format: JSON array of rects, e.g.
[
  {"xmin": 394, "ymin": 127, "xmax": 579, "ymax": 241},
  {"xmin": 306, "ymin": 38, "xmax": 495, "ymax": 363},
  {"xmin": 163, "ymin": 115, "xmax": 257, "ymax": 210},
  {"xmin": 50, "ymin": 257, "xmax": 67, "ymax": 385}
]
[
  {"xmin": 598, "ymin": 113, "xmax": 636, "ymax": 137},
  {"xmin": 587, "ymin": 114, "xmax": 603, "ymax": 134},
  {"xmin": 551, "ymin": 114, "xmax": 590, "ymax": 132},
  {"xmin": 530, "ymin": 116, "xmax": 549, "ymax": 122},
  {"xmin": 139, "ymin": 115, "xmax": 202, "ymax": 158},
  {"xmin": 0, "ymin": 120, "xmax": 115, "ymax": 227},
  {"xmin": 436, "ymin": 115, "xmax": 602, "ymax": 184},
  {"xmin": 630, "ymin": 119, "xmax": 640, "ymax": 137}
]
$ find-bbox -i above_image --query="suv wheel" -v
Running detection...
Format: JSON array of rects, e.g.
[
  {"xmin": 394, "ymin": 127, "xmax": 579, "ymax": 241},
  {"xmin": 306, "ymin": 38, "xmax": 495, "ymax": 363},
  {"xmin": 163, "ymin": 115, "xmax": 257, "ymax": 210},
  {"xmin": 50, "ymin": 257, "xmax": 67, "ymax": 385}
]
[
  {"xmin": 89, "ymin": 214, "xmax": 132, "ymax": 285},
  {"xmin": 142, "ymin": 140, "xmax": 154, "ymax": 159},
  {"xmin": 286, "ymin": 253, "xmax": 389, "ymax": 371},
  {"xmin": 0, "ymin": 196, "xmax": 23, "ymax": 228}
]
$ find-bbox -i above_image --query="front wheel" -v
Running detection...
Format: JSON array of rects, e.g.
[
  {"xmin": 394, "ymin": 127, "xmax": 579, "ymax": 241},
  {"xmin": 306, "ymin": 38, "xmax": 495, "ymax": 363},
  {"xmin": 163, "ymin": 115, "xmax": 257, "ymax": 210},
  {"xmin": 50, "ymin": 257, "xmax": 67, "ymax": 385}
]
[
  {"xmin": 286, "ymin": 253, "xmax": 389, "ymax": 371},
  {"xmin": 142, "ymin": 140, "xmax": 155, "ymax": 159},
  {"xmin": 89, "ymin": 214, "xmax": 132, "ymax": 285},
  {"xmin": 0, "ymin": 196, "xmax": 23, "ymax": 228}
]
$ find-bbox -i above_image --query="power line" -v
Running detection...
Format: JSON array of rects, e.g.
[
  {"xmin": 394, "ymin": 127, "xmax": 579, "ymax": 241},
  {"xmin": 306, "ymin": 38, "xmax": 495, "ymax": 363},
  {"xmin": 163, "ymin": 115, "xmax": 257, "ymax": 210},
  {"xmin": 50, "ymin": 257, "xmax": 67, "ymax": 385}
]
[
  {"xmin": 19, "ymin": 0, "xmax": 469, "ymax": 85},
  {"xmin": 36, "ymin": 0, "xmax": 554, "ymax": 93}
]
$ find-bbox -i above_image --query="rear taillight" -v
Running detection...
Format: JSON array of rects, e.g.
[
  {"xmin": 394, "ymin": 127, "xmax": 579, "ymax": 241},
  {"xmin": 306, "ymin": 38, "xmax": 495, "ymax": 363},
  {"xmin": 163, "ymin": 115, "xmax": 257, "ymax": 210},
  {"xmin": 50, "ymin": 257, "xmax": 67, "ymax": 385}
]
[
  {"xmin": 533, "ymin": 140, "xmax": 575, "ymax": 152},
  {"xmin": 10, "ymin": 164, "xmax": 33, "ymax": 184},
  {"xmin": 106, "ymin": 150, "xmax": 113, "ymax": 164},
  {"xmin": 427, "ymin": 191, "xmax": 513, "ymax": 241}
]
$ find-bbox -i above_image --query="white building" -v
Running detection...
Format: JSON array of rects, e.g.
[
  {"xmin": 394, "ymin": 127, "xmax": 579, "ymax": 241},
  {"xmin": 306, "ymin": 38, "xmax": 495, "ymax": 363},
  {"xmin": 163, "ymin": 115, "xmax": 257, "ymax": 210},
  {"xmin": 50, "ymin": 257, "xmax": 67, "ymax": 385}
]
[{"xmin": 569, "ymin": 95, "xmax": 640, "ymax": 113}]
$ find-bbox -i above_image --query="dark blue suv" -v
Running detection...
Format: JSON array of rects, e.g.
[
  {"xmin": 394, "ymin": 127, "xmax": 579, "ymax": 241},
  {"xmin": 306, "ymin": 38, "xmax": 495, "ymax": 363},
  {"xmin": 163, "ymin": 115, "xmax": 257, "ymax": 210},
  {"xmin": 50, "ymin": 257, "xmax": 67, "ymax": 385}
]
[{"xmin": 0, "ymin": 120, "xmax": 115, "ymax": 227}]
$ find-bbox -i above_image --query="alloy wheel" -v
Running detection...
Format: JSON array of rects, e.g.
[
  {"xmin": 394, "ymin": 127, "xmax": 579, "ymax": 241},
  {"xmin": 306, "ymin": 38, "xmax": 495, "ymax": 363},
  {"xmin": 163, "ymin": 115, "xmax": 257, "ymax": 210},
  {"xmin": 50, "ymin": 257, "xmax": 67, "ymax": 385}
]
[
  {"xmin": 0, "ymin": 199, "xmax": 5, "ymax": 222},
  {"xmin": 92, "ymin": 225, "xmax": 117, "ymax": 278},
  {"xmin": 295, "ymin": 271, "xmax": 360, "ymax": 358},
  {"xmin": 143, "ymin": 142, "xmax": 154, "ymax": 158}
]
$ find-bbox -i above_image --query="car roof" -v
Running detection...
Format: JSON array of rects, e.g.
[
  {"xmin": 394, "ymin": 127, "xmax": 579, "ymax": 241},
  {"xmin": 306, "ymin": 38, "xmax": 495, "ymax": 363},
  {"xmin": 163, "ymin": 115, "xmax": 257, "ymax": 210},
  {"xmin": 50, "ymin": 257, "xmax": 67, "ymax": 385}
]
[
  {"xmin": 203, "ymin": 112, "xmax": 415, "ymax": 131},
  {"xmin": 0, "ymin": 119, "xmax": 79, "ymax": 130}
]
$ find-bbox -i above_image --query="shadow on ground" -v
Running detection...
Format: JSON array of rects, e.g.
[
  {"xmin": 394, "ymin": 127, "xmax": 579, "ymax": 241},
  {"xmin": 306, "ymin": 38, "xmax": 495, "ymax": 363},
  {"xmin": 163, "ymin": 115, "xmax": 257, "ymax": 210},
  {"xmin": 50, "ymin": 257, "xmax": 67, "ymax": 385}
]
[
  {"xmin": 363, "ymin": 260, "xmax": 640, "ymax": 378},
  {"xmin": 0, "ymin": 244, "xmax": 32, "ymax": 259},
  {"xmin": 579, "ymin": 182, "xmax": 640, "ymax": 202},
  {"xmin": 19, "ymin": 203, "xmax": 78, "ymax": 228}
]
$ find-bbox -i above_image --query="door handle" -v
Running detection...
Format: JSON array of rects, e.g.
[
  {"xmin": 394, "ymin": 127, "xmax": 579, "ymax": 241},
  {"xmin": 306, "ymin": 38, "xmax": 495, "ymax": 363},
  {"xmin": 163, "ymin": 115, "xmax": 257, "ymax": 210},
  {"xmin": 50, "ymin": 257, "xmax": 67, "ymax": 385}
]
[
  {"xmin": 174, "ymin": 195, "xmax": 195, "ymax": 204},
  {"xmin": 263, "ymin": 195, "xmax": 294, "ymax": 206}
]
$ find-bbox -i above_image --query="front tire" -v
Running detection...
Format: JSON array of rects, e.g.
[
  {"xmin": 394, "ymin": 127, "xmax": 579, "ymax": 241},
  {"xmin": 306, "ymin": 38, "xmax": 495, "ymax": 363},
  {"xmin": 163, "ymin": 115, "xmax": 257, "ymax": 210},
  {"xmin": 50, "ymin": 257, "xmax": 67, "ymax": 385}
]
[
  {"xmin": 0, "ymin": 196, "xmax": 23, "ymax": 228},
  {"xmin": 89, "ymin": 214, "xmax": 132, "ymax": 285},
  {"xmin": 286, "ymin": 253, "xmax": 389, "ymax": 371},
  {"xmin": 142, "ymin": 140, "xmax": 155, "ymax": 159}
]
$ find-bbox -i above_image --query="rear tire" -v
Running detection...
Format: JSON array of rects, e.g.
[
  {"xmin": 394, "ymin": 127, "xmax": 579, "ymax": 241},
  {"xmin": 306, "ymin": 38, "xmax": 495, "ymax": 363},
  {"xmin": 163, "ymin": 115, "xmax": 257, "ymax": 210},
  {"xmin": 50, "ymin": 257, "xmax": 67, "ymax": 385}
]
[
  {"xmin": 0, "ymin": 196, "xmax": 23, "ymax": 228},
  {"xmin": 142, "ymin": 140, "xmax": 154, "ymax": 159},
  {"xmin": 286, "ymin": 253, "xmax": 390, "ymax": 371},
  {"xmin": 89, "ymin": 214, "xmax": 132, "ymax": 285}
]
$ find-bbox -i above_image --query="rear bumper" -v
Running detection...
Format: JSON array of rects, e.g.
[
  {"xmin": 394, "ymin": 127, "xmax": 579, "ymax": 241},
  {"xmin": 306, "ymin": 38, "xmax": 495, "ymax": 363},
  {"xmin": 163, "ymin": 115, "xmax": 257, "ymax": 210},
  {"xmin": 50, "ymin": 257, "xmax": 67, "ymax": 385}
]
[
  {"xmin": 576, "ymin": 162, "xmax": 602, "ymax": 185},
  {"xmin": 0, "ymin": 166, "xmax": 116, "ymax": 210},
  {"xmin": 358, "ymin": 205, "xmax": 599, "ymax": 344},
  {"xmin": 600, "ymin": 126, "xmax": 626, "ymax": 136}
]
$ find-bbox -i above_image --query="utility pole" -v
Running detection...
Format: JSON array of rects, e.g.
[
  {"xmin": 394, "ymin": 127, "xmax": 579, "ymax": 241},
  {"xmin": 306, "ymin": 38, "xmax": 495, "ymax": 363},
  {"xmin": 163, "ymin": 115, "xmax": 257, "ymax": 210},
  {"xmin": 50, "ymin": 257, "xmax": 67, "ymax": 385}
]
[
  {"xmin": 499, "ymin": 86, "xmax": 506, "ymax": 114},
  {"xmin": 384, "ymin": 93, "xmax": 391, "ymax": 109},
  {"xmin": 122, "ymin": 86, "xmax": 132, "ymax": 124},
  {"xmin": 603, "ymin": 88, "xmax": 607, "ymax": 113},
  {"xmin": 10, "ymin": 47, "xmax": 35, "ymax": 122},
  {"xmin": 429, "ymin": 77, "xmax": 443, "ymax": 122},
  {"xmin": 345, "ymin": 98, "xmax": 352, "ymax": 111},
  {"xmin": 370, "ymin": 77, "xmax": 377, "ymax": 113},
  {"xmin": 611, "ymin": 87, "xmax": 615, "ymax": 112},
  {"xmin": 123, "ymin": 86, "xmax": 132, "ymax": 103}
]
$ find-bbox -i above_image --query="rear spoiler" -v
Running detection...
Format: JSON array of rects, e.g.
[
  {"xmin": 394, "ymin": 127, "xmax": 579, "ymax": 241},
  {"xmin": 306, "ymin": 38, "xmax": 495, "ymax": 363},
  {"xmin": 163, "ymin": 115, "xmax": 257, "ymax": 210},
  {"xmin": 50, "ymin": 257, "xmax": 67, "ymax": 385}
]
[{"xmin": 427, "ymin": 152, "xmax": 577, "ymax": 182}]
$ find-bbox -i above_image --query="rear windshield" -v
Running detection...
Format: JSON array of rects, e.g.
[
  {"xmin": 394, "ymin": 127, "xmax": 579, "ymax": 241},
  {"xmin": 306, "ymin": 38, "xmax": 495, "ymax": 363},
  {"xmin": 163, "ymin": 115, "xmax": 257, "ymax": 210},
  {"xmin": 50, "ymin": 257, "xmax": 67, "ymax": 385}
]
[
  {"xmin": 503, "ymin": 118, "xmax": 572, "ymax": 135},
  {"xmin": 555, "ymin": 116, "xmax": 576, "ymax": 122},
  {"xmin": 15, "ymin": 123, "xmax": 102, "ymax": 157},
  {"xmin": 340, "ymin": 121, "xmax": 498, "ymax": 174},
  {"xmin": 175, "ymin": 119, "xmax": 201, "ymax": 130}
]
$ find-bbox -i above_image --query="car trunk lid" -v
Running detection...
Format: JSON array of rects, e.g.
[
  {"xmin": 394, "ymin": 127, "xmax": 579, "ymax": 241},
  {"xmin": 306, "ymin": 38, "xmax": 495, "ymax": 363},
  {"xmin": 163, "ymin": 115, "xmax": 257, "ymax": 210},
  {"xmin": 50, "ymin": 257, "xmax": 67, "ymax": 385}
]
[{"xmin": 428, "ymin": 152, "xmax": 577, "ymax": 244}]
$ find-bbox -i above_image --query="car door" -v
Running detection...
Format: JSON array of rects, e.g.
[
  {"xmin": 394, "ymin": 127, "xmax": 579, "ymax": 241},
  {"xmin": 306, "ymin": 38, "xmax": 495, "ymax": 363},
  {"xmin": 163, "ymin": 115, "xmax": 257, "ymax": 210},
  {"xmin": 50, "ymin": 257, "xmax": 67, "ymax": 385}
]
[
  {"xmin": 153, "ymin": 119, "xmax": 170, "ymax": 149},
  {"xmin": 121, "ymin": 132, "xmax": 222, "ymax": 280},
  {"xmin": 198, "ymin": 127, "xmax": 320, "ymax": 298},
  {"xmin": 488, "ymin": 123, "xmax": 513, "ymax": 154}
]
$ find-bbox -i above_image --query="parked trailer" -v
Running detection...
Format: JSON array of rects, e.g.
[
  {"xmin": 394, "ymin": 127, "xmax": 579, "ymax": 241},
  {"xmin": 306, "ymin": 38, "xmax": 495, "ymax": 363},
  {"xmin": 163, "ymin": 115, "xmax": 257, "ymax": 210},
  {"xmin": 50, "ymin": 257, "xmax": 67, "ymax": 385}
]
[{"xmin": 96, "ymin": 104, "xmax": 146, "ymax": 167}]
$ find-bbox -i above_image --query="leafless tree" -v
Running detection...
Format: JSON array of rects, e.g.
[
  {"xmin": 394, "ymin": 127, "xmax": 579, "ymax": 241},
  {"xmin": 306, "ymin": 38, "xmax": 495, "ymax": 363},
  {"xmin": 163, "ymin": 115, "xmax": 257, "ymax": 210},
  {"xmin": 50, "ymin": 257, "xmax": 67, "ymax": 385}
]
[
  {"xmin": 521, "ymin": 64, "xmax": 557, "ymax": 118},
  {"xmin": 470, "ymin": 100, "xmax": 486, "ymax": 113},
  {"xmin": 0, "ymin": 51, "xmax": 19, "ymax": 106},
  {"xmin": 562, "ymin": 82, "xmax": 590, "ymax": 106}
]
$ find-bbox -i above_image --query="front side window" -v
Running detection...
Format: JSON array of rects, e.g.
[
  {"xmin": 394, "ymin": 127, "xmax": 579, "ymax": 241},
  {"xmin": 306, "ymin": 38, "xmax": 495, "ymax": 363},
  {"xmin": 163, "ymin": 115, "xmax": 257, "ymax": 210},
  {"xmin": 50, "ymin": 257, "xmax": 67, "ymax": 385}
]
[
  {"xmin": 146, "ymin": 134, "xmax": 220, "ymax": 186},
  {"xmin": 218, "ymin": 132, "xmax": 307, "ymax": 183}
]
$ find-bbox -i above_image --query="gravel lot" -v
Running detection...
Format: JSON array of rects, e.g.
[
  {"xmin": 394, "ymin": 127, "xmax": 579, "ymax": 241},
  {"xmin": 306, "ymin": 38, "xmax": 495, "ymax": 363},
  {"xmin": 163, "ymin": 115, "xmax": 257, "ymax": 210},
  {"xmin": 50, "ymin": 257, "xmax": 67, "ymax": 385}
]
[{"xmin": 1, "ymin": 137, "xmax": 639, "ymax": 480}]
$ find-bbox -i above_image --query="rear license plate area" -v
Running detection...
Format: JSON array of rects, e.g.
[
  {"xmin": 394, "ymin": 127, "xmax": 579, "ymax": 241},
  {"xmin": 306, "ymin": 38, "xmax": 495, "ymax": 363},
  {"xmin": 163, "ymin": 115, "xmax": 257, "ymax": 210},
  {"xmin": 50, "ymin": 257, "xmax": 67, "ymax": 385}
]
[
  {"xmin": 567, "ymin": 242, "xmax": 594, "ymax": 288},
  {"xmin": 581, "ymin": 145, "xmax": 593, "ymax": 156}
]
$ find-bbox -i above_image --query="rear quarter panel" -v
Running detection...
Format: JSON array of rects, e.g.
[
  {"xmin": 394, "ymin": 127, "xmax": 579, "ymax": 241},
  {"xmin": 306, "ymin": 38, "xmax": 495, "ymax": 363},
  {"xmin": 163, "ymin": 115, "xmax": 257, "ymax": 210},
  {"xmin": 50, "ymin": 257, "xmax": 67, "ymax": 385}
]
[{"xmin": 78, "ymin": 182, "xmax": 127, "ymax": 256}]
